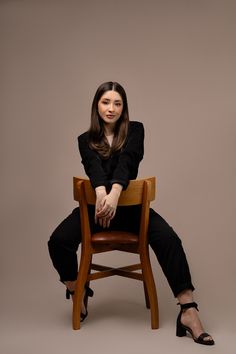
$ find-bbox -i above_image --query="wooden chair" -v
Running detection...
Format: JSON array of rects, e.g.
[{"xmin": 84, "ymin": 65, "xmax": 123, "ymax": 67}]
[{"xmin": 72, "ymin": 177, "xmax": 159, "ymax": 330}]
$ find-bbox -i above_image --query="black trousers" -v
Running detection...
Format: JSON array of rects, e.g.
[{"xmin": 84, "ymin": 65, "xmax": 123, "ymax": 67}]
[{"xmin": 48, "ymin": 206, "xmax": 194, "ymax": 298}]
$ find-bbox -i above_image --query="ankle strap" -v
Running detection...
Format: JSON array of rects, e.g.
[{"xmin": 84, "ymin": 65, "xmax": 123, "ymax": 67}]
[
  {"xmin": 66, "ymin": 286, "xmax": 94, "ymax": 299},
  {"xmin": 177, "ymin": 302, "xmax": 199, "ymax": 311},
  {"xmin": 66, "ymin": 288, "xmax": 75, "ymax": 299}
]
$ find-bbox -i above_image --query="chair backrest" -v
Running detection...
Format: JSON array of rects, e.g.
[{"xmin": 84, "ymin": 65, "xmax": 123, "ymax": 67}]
[
  {"xmin": 73, "ymin": 177, "xmax": 156, "ymax": 206},
  {"xmin": 73, "ymin": 177, "xmax": 156, "ymax": 248}
]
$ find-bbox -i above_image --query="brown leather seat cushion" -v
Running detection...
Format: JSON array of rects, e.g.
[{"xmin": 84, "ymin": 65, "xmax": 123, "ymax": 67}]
[{"xmin": 91, "ymin": 230, "xmax": 139, "ymax": 245}]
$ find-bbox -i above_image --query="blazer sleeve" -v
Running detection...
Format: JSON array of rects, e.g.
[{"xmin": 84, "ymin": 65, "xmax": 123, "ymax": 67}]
[
  {"xmin": 110, "ymin": 121, "xmax": 144, "ymax": 190},
  {"xmin": 78, "ymin": 133, "xmax": 109, "ymax": 189}
]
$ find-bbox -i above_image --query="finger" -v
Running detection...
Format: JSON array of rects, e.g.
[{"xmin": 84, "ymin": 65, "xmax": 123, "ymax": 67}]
[
  {"xmin": 100, "ymin": 197, "xmax": 107, "ymax": 208},
  {"xmin": 106, "ymin": 213, "xmax": 113, "ymax": 227},
  {"xmin": 95, "ymin": 203, "xmax": 101, "ymax": 216},
  {"xmin": 104, "ymin": 217, "xmax": 110, "ymax": 228},
  {"xmin": 96, "ymin": 205, "xmax": 105, "ymax": 216},
  {"xmin": 110, "ymin": 210, "xmax": 116, "ymax": 220},
  {"xmin": 102, "ymin": 218, "xmax": 106, "ymax": 228},
  {"xmin": 103, "ymin": 210, "xmax": 113, "ymax": 218},
  {"xmin": 105, "ymin": 218, "xmax": 109, "ymax": 228},
  {"xmin": 96, "ymin": 204, "xmax": 103, "ymax": 213},
  {"xmin": 98, "ymin": 217, "xmax": 104, "ymax": 227},
  {"xmin": 97, "ymin": 207, "xmax": 111, "ymax": 217},
  {"xmin": 96, "ymin": 210, "xmax": 105, "ymax": 218}
]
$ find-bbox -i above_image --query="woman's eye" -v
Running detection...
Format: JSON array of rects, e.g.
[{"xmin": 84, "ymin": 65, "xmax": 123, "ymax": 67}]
[{"xmin": 101, "ymin": 101, "xmax": 122, "ymax": 107}]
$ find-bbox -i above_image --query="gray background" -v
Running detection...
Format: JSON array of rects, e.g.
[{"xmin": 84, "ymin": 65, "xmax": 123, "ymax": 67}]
[{"xmin": 1, "ymin": 0, "xmax": 235, "ymax": 353}]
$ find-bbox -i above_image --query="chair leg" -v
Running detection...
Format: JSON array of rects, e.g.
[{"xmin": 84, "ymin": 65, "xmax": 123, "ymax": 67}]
[
  {"xmin": 84, "ymin": 261, "xmax": 92, "ymax": 310},
  {"xmin": 143, "ymin": 281, "xmax": 150, "ymax": 309},
  {"xmin": 72, "ymin": 251, "xmax": 92, "ymax": 330},
  {"xmin": 140, "ymin": 250, "xmax": 159, "ymax": 329}
]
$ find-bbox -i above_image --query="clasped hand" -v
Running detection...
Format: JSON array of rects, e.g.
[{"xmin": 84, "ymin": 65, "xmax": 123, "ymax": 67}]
[{"xmin": 95, "ymin": 185, "xmax": 122, "ymax": 228}]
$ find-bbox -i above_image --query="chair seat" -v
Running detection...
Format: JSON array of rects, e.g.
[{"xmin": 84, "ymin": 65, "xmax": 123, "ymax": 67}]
[{"xmin": 91, "ymin": 230, "xmax": 139, "ymax": 245}]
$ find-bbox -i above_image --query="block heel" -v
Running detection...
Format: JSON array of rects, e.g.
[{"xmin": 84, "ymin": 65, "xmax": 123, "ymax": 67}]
[{"xmin": 176, "ymin": 317, "xmax": 187, "ymax": 337}]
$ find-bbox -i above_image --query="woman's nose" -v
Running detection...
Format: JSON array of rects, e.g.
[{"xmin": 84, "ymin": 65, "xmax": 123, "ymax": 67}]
[{"xmin": 108, "ymin": 104, "xmax": 115, "ymax": 112}]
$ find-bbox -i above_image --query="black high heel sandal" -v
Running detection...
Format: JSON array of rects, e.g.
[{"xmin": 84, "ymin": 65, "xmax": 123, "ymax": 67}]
[
  {"xmin": 66, "ymin": 286, "xmax": 94, "ymax": 322},
  {"xmin": 176, "ymin": 302, "xmax": 215, "ymax": 345}
]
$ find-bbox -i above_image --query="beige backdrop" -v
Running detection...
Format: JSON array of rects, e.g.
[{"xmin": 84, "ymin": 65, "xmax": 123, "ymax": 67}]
[{"xmin": 1, "ymin": 0, "xmax": 235, "ymax": 353}]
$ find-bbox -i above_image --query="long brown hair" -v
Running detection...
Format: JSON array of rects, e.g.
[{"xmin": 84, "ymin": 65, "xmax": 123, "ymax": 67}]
[{"xmin": 88, "ymin": 81, "xmax": 129, "ymax": 159}]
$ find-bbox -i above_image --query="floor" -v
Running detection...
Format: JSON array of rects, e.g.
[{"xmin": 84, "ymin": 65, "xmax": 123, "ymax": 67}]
[{"xmin": 1, "ymin": 253, "xmax": 233, "ymax": 354}]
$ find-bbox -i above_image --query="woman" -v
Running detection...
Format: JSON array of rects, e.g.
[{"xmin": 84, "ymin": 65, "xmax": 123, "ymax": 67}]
[{"xmin": 48, "ymin": 81, "xmax": 214, "ymax": 345}]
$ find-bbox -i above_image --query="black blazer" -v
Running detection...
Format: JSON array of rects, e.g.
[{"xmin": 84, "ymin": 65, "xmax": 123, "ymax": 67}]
[{"xmin": 78, "ymin": 121, "xmax": 144, "ymax": 190}]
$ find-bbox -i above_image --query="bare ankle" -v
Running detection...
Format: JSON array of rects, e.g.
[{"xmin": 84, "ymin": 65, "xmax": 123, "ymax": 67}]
[
  {"xmin": 64, "ymin": 280, "xmax": 76, "ymax": 292},
  {"xmin": 177, "ymin": 289, "xmax": 194, "ymax": 304}
]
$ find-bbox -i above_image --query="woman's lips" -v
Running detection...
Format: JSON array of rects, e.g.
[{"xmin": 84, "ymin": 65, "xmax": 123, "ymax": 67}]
[{"xmin": 106, "ymin": 115, "xmax": 115, "ymax": 118}]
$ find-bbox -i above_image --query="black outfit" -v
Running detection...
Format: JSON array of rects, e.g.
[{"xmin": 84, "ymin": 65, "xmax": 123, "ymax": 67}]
[{"xmin": 48, "ymin": 121, "xmax": 194, "ymax": 297}]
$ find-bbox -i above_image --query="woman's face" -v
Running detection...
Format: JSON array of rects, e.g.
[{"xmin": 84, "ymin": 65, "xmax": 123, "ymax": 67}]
[{"xmin": 98, "ymin": 90, "xmax": 123, "ymax": 129}]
